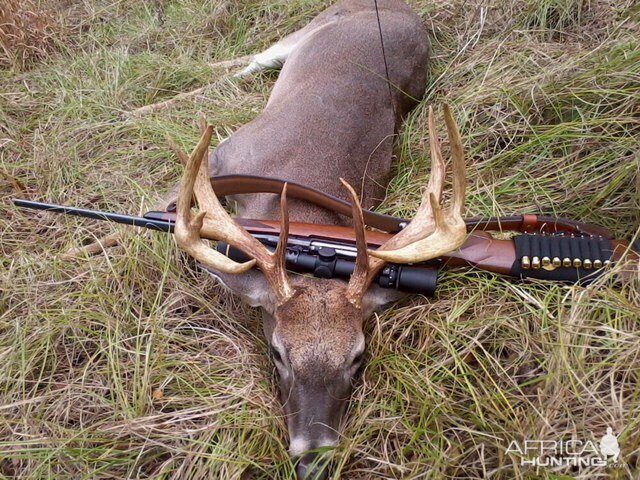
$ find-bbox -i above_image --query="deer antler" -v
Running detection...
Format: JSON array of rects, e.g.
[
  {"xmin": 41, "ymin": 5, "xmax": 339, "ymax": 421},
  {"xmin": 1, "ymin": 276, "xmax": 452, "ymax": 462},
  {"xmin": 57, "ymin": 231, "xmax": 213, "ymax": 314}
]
[
  {"xmin": 343, "ymin": 104, "xmax": 466, "ymax": 307},
  {"xmin": 172, "ymin": 120, "xmax": 294, "ymax": 303}
]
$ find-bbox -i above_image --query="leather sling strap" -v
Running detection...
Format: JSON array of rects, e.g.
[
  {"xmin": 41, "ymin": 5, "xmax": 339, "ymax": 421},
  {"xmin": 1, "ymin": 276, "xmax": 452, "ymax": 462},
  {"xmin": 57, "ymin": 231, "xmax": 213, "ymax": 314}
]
[
  {"xmin": 167, "ymin": 174, "xmax": 407, "ymax": 232},
  {"xmin": 165, "ymin": 174, "xmax": 613, "ymax": 237}
]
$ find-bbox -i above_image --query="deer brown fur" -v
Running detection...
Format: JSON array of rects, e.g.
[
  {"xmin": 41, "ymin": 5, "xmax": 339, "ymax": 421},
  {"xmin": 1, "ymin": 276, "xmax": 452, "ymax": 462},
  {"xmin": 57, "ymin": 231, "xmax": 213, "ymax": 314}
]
[{"xmin": 209, "ymin": 0, "xmax": 430, "ymax": 224}]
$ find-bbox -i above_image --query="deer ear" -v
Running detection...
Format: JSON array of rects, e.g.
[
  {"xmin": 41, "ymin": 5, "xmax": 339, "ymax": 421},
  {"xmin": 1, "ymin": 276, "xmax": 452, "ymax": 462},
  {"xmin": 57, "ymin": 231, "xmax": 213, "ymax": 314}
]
[
  {"xmin": 361, "ymin": 286, "xmax": 406, "ymax": 318},
  {"xmin": 202, "ymin": 267, "xmax": 276, "ymax": 311}
]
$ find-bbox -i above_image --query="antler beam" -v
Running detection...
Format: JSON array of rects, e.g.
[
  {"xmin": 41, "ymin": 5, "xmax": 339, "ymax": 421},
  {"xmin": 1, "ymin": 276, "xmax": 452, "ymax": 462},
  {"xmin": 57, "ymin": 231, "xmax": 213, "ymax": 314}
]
[{"xmin": 344, "ymin": 104, "xmax": 467, "ymax": 306}]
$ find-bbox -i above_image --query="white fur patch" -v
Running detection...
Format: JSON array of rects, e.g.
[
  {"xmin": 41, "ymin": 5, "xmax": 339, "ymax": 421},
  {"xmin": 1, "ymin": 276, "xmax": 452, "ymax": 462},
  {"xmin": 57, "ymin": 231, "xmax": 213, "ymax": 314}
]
[
  {"xmin": 319, "ymin": 437, "xmax": 338, "ymax": 448},
  {"xmin": 289, "ymin": 436, "xmax": 337, "ymax": 456},
  {"xmin": 235, "ymin": 42, "xmax": 296, "ymax": 77},
  {"xmin": 289, "ymin": 436, "xmax": 311, "ymax": 457}
]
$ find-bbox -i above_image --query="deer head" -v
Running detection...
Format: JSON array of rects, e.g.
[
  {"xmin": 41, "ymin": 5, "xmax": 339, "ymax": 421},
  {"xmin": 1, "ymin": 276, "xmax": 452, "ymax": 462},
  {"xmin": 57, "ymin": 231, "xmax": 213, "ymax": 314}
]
[{"xmin": 171, "ymin": 105, "xmax": 466, "ymax": 479}]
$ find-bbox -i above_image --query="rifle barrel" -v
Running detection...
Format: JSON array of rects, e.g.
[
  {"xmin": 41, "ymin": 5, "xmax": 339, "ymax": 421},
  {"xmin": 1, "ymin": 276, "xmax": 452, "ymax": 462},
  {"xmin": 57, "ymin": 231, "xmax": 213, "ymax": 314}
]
[{"xmin": 13, "ymin": 199, "xmax": 174, "ymax": 232}]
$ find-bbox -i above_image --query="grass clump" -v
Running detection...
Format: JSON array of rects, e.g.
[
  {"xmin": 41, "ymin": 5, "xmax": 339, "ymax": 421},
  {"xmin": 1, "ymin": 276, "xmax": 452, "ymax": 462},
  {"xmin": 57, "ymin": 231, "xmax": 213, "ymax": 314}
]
[
  {"xmin": 0, "ymin": 0, "xmax": 63, "ymax": 71},
  {"xmin": 1, "ymin": 0, "xmax": 639, "ymax": 479}
]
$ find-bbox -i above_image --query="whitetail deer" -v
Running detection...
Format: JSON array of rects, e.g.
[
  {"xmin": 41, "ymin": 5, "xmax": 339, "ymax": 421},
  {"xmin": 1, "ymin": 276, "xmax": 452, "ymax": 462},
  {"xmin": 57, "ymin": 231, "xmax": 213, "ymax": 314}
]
[{"xmin": 171, "ymin": 1, "xmax": 467, "ymax": 478}]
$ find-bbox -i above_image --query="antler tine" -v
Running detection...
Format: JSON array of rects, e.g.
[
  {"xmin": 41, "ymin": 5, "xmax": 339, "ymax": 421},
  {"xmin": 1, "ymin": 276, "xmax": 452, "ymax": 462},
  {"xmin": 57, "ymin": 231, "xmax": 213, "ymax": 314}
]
[
  {"xmin": 174, "ymin": 126, "xmax": 256, "ymax": 274},
  {"xmin": 426, "ymin": 105, "xmax": 446, "ymax": 206},
  {"xmin": 272, "ymin": 183, "xmax": 294, "ymax": 297},
  {"xmin": 173, "ymin": 122, "xmax": 294, "ymax": 302},
  {"xmin": 167, "ymin": 135, "xmax": 189, "ymax": 165},
  {"xmin": 443, "ymin": 103, "xmax": 465, "ymax": 217},
  {"xmin": 372, "ymin": 106, "xmax": 447, "ymax": 253},
  {"xmin": 340, "ymin": 179, "xmax": 369, "ymax": 307},
  {"xmin": 368, "ymin": 104, "xmax": 466, "ymax": 263}
]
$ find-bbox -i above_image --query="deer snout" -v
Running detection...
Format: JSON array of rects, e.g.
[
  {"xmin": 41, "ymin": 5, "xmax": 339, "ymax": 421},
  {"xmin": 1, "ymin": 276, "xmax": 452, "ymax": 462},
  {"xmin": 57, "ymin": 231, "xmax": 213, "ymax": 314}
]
[
  {"xmin": 285, "ymin": 398, "xmax": 344, "ymax": 480},
  {"xmin": 285, "ymin": 384, "xmax": 345, "ymax": 478},
  {"xmin": 285, "ymin": 383, "xmax": 345, "ymax": 448}
]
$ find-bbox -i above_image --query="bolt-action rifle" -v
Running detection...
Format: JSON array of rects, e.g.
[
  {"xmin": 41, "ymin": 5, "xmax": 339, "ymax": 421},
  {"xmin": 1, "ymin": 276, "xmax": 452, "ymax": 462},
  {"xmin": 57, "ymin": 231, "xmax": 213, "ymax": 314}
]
[{"xmin": 13, "ymin": 191, "xmax": 639, "ymax": 298}]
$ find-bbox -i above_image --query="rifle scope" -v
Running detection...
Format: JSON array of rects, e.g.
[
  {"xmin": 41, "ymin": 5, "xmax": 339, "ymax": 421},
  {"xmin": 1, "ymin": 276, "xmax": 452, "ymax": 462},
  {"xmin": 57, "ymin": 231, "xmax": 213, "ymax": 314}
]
[{"xmin": 216, "ymin": 242, "xmax": 437, "ymax": 297}]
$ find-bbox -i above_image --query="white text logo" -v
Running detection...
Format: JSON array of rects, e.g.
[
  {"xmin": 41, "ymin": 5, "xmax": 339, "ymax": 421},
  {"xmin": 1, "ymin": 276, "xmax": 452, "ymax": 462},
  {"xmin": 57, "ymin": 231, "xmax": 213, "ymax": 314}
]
[{"xmin": 505, "ymin": 427, "xmax": 622, "ymax": 468}]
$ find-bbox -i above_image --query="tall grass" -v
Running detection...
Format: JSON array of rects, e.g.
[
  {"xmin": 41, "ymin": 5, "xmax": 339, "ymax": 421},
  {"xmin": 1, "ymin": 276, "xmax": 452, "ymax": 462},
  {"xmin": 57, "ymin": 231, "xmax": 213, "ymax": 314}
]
[{"xmin": 1, "ymin": 0, "xmax": 639, "ymax": 478}]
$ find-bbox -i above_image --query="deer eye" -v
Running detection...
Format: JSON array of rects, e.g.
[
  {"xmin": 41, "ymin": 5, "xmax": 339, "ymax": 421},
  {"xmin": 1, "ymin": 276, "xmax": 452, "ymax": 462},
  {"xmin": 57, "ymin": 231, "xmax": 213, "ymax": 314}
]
[
  {"xmin": 352, "ymin": 351, "xmax": 364, "ymax": 366},
  {"xmin": 270, "ymin": 347, "xmax": 283, "ymax": 364}
]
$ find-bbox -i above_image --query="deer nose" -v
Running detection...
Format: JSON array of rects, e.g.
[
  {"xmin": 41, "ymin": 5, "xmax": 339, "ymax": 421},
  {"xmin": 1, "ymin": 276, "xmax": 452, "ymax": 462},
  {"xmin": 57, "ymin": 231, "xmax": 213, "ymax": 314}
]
[{"xmin": 295, "ymin": 452, "xmax": 329, "ymax": 480}]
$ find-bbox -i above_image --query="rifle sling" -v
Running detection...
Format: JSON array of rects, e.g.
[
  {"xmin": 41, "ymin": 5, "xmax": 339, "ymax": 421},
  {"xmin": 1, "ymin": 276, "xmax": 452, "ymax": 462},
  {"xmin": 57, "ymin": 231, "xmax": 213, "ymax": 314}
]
[
  {"xmin": 166, "ymin": 174, "xmax": 405, "ymax": 232},
  {"xmin": 165, "ymin": 174, "xmax": 613, "ymax": 237}
]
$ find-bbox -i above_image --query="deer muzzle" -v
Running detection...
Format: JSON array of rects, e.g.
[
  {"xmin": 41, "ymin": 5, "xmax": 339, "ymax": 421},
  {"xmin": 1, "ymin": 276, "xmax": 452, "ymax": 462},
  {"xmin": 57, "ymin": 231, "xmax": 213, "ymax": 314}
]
[{"xmin": 284, "ymin": 381, "xmax": 348, "ymax": 479}]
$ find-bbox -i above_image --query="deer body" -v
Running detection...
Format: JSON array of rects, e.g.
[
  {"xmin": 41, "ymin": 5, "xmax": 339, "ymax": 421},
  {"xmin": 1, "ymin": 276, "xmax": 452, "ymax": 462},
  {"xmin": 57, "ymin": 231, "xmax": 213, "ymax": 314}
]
[
  {"xmin": 210, "ymin": 0, "xmax": 430, "ymax": 224},
  {"xmin": 177, "ymin": 1, "xmax": 439, "ymax": 478}
]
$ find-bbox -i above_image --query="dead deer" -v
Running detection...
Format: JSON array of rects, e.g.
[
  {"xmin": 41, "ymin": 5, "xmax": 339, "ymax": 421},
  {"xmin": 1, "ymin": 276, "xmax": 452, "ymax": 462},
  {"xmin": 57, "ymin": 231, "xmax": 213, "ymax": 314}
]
[{"xmin": 170, "ymin": 1, "xmax": 463, "ymax": 478}]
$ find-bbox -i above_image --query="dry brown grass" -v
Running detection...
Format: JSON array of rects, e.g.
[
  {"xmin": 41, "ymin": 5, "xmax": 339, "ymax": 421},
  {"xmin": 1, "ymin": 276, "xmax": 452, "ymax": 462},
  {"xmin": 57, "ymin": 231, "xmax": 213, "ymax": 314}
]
[
  {"xmin": 1, "ymin": 0, "xmax": 639, "ymax": 478},
  {"xmin": 0, "ymin": 0, "xmax": 63, "ymax": 70}
]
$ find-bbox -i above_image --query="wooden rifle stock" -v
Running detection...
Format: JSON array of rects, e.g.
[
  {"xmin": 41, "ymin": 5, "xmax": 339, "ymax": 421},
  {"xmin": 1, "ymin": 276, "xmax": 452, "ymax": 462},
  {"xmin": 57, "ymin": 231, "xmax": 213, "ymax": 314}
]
[{"xmin": 229, "ymin": 219, "xmax": 514, "ymax": 274}]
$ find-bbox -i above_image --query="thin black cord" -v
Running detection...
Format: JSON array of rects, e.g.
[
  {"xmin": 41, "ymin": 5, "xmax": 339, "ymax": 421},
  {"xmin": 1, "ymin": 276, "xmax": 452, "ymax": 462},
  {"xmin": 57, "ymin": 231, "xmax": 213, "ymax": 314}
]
[{"xmin": 373, "ymin": 0, "xmax": 396, "ymax": 120}]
